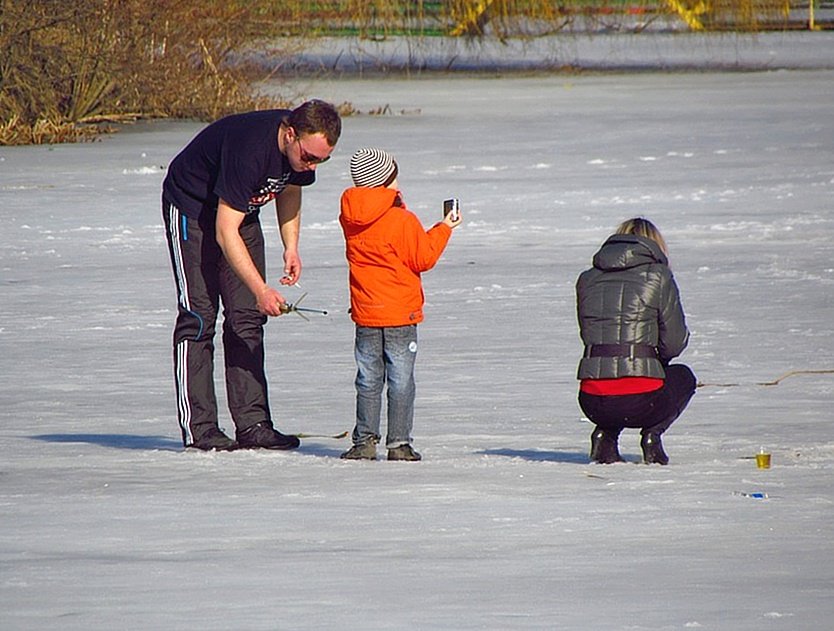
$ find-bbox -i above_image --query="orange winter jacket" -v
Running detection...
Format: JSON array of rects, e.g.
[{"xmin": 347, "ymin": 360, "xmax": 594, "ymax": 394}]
[{"xmin": 340, "ymin": 187, "xmax": 452, "ymax": 327}]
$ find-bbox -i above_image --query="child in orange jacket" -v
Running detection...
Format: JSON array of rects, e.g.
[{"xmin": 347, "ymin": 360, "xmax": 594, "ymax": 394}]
[{"xmin": 339, "ymin": 147, "xmax": 462, "ymax": 461}]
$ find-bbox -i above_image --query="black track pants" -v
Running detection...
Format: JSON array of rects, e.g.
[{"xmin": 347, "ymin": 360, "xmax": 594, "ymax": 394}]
[{"xmin": 163, "ymin": 197, "xmax": 271, "ymax": 446}]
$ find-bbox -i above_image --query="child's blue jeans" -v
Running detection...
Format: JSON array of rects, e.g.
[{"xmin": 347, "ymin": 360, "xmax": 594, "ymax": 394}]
[{"xmin": 352, "ymin": 324, "xmax": 418, "ymax": 448}]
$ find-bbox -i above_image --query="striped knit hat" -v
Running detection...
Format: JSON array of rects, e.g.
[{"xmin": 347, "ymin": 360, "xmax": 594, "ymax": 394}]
[{"xmin": 350, "ymin": 147, "xmax": 398, "ymax": 188}]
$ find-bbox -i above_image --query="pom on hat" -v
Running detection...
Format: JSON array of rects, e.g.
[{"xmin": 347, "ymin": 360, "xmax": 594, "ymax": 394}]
[{"xmin": 350, "ymin": 147, "xmax": 398, "ymax": 188}]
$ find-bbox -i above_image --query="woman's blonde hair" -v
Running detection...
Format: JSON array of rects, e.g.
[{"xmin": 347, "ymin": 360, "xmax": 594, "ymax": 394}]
[{"xmin": 615, "ymin": 217, "xmax": 668, "ymax": 257}]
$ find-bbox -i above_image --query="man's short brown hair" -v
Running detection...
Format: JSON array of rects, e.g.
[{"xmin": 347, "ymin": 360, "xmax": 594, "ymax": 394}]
[{"xmin": 286, "ymin": 99, "xmax": 342, "ymax": 147}]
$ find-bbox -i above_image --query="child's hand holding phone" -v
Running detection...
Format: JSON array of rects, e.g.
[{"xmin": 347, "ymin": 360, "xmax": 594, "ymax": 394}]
[{"xmin": 442, "ymin": 198, "xmax": 462, "ymax": 228}]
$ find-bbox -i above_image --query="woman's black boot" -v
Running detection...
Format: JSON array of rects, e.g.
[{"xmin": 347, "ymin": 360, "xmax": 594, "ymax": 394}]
[
  {"xmin": 641, "ymin": 432, "xmax": 669, "ymax": 465},
  {"xmin": 590, "ymin": 428, "xmax": 624, "ymax": 464}
]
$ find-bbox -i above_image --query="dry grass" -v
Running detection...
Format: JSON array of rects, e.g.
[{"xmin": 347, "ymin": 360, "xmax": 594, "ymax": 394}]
[
  {"xmin": 0, "ymin": 0, "xmax": 294, "ymax": 145},
  {"xmin": 257, "ymin": 1, "xmax": 797, "ymax": 37},
  {"xmin": 700, "ymin": 0, "xmax": 793, "ymax": 29},
  {"xmin": 0, "ymin": 115, "xmax": 106, "ymax": 145},
  {"xmin": 1, "ymin": 1, "xmax": 803, "ymax": 145}
]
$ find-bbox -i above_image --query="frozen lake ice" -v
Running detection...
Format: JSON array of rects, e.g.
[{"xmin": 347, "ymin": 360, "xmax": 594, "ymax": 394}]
[{"xmin": 1, "ymin": 35, "xmax": 833, "ymax": 630}]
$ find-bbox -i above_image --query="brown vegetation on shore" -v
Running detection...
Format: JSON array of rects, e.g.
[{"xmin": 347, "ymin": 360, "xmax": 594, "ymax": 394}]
[
  {"xmin": 1, "ymin": 1, "xmax": 817, "ymax": 145},
  {"xmin": 0, "ymin": 0, "xmax": 296, "ymax": 145}
]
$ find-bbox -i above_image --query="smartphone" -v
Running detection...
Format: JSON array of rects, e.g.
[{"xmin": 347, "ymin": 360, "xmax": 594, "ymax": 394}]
[{"xmin": 442, "ymin": 198, "xmax": 461, "ymax": 222}]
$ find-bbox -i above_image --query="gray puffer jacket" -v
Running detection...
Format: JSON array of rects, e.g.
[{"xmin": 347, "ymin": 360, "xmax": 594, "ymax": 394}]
[{"xmin": 576, "ymin": 234, "xmax": 689, "ymax": 380}]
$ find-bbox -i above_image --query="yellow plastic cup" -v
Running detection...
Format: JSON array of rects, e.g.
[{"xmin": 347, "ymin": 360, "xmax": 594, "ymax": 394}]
[{"xmin": 756, "ymin": 452, "xmax": 772, "ymax": 469}]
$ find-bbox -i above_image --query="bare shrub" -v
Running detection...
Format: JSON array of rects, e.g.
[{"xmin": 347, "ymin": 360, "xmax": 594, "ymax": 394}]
[{"xmin": 0, "ymin": 0, "xmax": 291, "ymax": 145}]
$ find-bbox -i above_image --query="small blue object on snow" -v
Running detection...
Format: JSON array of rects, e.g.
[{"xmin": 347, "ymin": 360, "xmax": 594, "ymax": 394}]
[{"xmin": 734, "ymin": 491, "xmax": 768, "ymax": 499}]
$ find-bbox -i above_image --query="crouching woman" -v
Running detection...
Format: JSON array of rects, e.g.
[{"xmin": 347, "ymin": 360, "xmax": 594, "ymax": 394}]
[{"xmin": 576, "ymin": 218, "xmax": 696, "ymax": 465}]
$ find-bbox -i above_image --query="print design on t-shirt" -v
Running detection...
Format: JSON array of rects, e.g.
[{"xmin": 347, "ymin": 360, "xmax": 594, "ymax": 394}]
[{"xmin": 248, "ymin": 173, "xmax": 292, "ymax": 212}]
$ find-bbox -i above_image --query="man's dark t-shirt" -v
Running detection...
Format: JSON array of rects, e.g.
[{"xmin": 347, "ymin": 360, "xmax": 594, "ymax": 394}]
[{"xmin": 163, "ymin": 110, "xmax": 315, "ymax": 219}]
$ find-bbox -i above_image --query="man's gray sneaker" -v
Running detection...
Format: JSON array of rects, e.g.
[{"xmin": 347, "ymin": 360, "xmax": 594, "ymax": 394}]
[
  {"xmin": 340, "ymin": 442, "xmax": 377, "ymax": 460},
  {"xmin": 387, "ymin": 444, "xmax": 422, "ymax": 461}
]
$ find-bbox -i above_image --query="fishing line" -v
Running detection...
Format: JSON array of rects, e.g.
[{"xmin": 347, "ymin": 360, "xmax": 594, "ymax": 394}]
[{"xmin": 697, "ymin": 369, "xmax": 834, "ymax": 389}]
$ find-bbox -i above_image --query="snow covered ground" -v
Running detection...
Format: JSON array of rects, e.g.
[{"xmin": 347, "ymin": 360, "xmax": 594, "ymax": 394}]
[{"xmin": 2, "ymin": 36, "xmax": 834, "ymax": 630}]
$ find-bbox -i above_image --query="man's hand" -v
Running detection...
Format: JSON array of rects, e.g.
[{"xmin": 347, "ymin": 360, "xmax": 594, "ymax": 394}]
[
  {"xmin": 256, "ymin": 285, "xmax": 287, "ymax": 317},
  {"xmin": 216, "ymin": 199, "xmax": 289, "ymax": 317},
  {"xmin": 281, "ymin": 249, "xmax": 302, "ymax": 285}
]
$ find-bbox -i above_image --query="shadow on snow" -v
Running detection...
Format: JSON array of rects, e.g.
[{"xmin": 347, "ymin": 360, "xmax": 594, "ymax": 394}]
[
  {"xmin": 31, "ymin": 433, "xmax": 182, "ymax": 451},
  {"xmin": 479, "ymin": 448, "xmax": 591, "ymax": 464},
  {"xmin": 30, "ymin": 433, "xmax": 349, "ymax": 457},
  {"xmin": 29, "ymin": 436, "xmax": 605, "ymax": 463}
]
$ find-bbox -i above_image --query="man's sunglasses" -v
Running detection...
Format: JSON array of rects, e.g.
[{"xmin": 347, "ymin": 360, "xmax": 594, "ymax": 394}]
[{"xmin": 295, "ymin": 133, "xmax": 330, "ymax": 165}]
